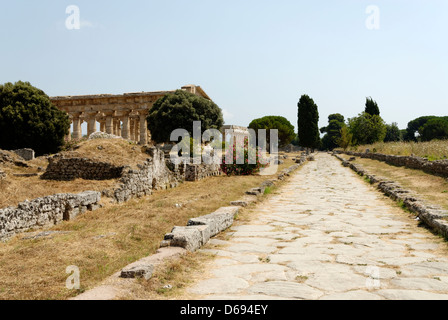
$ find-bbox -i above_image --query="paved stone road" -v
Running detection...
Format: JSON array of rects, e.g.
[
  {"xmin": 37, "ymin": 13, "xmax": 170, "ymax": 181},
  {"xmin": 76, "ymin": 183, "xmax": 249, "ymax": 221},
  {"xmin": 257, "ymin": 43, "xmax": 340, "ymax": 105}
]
[{"xmin": 186, "ymin": 153, "xmax": 448, "ymax": 300}]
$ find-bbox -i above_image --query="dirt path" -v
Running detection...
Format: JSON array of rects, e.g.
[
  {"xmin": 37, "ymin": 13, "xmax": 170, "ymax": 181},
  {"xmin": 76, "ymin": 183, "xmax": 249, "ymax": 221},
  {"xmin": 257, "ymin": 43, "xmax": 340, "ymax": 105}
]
[{"xmin": 184, "ymin": 153, "xmax": 448, "ymax": 300}]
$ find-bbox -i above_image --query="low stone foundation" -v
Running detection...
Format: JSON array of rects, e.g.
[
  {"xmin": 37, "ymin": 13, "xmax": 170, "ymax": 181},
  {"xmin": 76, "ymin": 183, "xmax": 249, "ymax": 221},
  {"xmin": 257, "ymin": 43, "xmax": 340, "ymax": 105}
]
[
  {"xmin": 13, "ymin": 149, "xmax": 35, "ymax": 161},
  {"xmin": 113, "ymin": 147, "xmax": 179, "ymax": 203},
  {"xmin": 184, "ymin": 163, "xmax": 221, "ymax": 181},
  {"xmin": 0, "ymin": 191, "xmax": 101, "ymax": 241},
  {"xmin": 41, "ymin": 156, "xmax": 126, "ymax": 181}
]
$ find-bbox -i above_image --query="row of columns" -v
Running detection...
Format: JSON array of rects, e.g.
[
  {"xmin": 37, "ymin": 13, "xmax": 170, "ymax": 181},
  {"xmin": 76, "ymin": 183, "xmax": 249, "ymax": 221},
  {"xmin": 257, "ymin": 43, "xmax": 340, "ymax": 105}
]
[{"xmin": 68, "ymin": 110, "xmax": 149, "ymax": 145}]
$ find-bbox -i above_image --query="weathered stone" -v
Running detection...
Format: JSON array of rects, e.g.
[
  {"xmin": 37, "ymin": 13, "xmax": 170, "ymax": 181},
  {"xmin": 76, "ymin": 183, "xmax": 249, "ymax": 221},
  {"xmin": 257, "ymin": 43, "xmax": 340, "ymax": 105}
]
[
  {"xmin": 188, "ymin": 206, "xmax": 239, "ymax": 237},
  {"xmin": 230, "ymin": 200, "xmax": 250, "ymax": 207},
  {"xmin": 248, "ymin": 281, "xmax": 323, "ymax": 300},
  {"xmin": 12, "ymin": 173, "xmax": 39, "ymax": 177},
  {"xmin": 120, "ymin": 264, "xmax": 154, "ymax": 280},
  {"xmin": 0, "ymin": 191, "xmax": 101, "ymax": 241},
  {"xmin": 13, "ymin": 149, "xmax": 35, "ymax": 161},
  {"xmin": 42, "ymin": 156, "xmax": 125, "ymax": 181},
  {"xmin": 246, "ymin": 187, "xmax": 265, "ymax": 196},
  {"xmin": 164, "ymin": 225, "xmax": 210, "ymax": 252},
  {"xmin": 377, "ymin": 289, "xmax": 448, "ymax": 300},
  {"xmin": 190, "ymin": 277, "xmax": 250, "ymax": 295}
]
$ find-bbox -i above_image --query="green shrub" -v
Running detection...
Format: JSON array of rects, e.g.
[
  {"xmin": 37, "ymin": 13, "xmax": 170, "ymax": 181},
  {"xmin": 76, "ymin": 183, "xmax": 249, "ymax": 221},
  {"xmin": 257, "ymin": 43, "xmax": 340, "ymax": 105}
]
[
  {"xmin": 0, "ymin": 81, "xmax": 70, "ymax": 155},
  {"xmin": 221, "ymin": 137, "xmax": 268, "ymax": 176}
]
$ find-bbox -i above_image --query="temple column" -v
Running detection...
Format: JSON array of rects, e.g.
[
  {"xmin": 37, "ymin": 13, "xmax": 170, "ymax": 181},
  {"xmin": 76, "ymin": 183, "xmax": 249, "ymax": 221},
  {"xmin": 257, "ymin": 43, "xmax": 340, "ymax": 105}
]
[
  {"xmin": 99, "ymin": 120, "xmax": 106, "ymax": 133},
  {"xmin": 65, "ymin": 122, "xmax": 72, "ymax": 142},
  {"xmin": 134, "ymin": 119, "xmax": 140, "ymax": 142},
  {"xmin": 112, "ymin": 119, "xmax": 117, "ymax": 135},
  {"xmin": 71, "ymin": 113, "xmax": 82, "ymax": 140},
  {"xmin": 130, "ymin": 119, "xmax": 135, "ymax": 141},
  {"xmin": 105, "ymin": 111, "xmax": 115, "ymax": 135},
  {"xmin": 86, "ymin": 112, "xmax": 98, "ymax": 137},
  {"xmin": 139, "ymin": 111, "xmax": 148, "ymax": 145},
  {"xmin": 121, "ymin": 112, "xmax": 131, "ymax": 140},
  {"xmin": 115, "ymin": 119, "xmax": 122, "ymax": 137}
]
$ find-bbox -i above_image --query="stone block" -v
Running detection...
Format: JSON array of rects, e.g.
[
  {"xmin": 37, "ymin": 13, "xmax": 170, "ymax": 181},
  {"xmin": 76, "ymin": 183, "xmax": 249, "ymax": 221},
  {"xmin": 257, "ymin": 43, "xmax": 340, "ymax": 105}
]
[
  {"xmin": 120, "ymin": 264, "xmax": 154, "ymax": 280},
  {"xmin": 164, "ymin": 225, "xmax": 210, "ymax": 252},
  {"xmin": 13, "ymin": 149, "xmax": 35, "ymax": 161},
  {"xmin": 188, "ymin": 206, "xmax": 239, "ymax": 237},
  {"xmin": 261, "ymin": 180, "xmax": 275, "ymax": 187},
  {"xmin": 245, "ymin": 187, "xmax": 265, "ymax": 196},
  {"xmin": 230, "ymin": 200, "xmax": 249, "ymax": 207}
]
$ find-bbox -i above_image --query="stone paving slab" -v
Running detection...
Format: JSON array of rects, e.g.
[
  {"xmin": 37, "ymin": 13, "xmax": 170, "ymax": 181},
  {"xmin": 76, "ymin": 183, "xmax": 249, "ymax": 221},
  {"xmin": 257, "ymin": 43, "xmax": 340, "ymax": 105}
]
[{"xmin": 185, "ymin": 153, "xmax": 448, "ymax": 300}]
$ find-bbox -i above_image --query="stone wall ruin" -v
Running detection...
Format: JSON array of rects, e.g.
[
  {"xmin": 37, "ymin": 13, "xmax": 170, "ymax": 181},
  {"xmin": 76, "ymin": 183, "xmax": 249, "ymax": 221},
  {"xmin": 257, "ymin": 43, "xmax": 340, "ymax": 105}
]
[{"xmin": 0, "ymin": 191, "xmax": 101, "ymax": 241}]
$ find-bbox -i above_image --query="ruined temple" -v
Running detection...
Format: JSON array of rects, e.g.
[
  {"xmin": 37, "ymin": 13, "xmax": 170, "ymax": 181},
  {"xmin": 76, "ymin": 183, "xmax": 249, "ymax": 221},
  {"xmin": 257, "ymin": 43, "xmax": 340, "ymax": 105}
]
[{"xmin": 50, "ymin": 85, "xmax": 212, "ymax": 145}]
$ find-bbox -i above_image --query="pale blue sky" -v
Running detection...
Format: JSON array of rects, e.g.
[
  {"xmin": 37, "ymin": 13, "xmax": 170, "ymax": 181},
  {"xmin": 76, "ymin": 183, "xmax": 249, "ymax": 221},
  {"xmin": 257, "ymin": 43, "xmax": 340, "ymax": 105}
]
[{"xmin": 1, "ymin": 0, "xmax": 447, "ymax": 131}]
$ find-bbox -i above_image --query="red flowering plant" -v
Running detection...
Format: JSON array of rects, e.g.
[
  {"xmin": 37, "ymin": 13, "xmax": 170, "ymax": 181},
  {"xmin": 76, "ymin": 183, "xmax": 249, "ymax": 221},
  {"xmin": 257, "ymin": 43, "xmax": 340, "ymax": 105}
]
[{"xmin": 221, "ymin": 136, "xmax": 269, "ymax": 176}]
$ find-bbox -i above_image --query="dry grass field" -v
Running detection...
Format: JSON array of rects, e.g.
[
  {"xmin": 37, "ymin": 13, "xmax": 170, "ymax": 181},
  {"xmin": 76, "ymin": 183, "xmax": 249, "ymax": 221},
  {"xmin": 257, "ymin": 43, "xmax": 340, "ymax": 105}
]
[
  {"xmin": 351, "ymin": 157, "xmax": 448, "ymax": 211},
  {"xmin": 348, "ymin": 140, "xmax": 448, "ymax": 161},
  {"xmin": 340, "ymin": 140, "xmax": 448, "ymax": 210},
  {"xmin": 0, "ymin": 139, "xmax": 151, "ymax": 208},
  {"xmin": 0, "ymin": 142, "xmax": 299, "ymax": 300}
]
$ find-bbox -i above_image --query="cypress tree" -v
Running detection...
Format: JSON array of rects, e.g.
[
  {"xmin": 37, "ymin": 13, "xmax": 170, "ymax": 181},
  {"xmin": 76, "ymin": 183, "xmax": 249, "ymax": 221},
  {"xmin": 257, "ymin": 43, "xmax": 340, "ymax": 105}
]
[
  {"xmin": 297, "ymin": 94, "xmax": 320, "ymax": 150},
  {"xmin": 365, "ymin": 97, "xmax": 380, "ymax": 116}
]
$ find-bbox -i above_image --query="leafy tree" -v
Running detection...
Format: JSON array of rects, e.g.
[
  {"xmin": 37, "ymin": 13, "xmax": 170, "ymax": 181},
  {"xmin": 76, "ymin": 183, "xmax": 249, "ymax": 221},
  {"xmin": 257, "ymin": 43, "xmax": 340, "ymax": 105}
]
[
  {"xmin": 348, "ymin": 112, "xmax": 387, "ymax": 145},
  {"xmin": 336, "ymin": 126, "xmax": 353, "ymax": 151},
  {"xmin": 405, "ymin": 116, "xmax": 448, "ymax": 141},
  {"xmin": 290, "ymin": 134, "xmax": 300, "ymax": 146},
  {"xmin": 400, "ymin": 129, "xmax": 409, "ymax": 141},
  {"xmin": 384, "ymin": 122, "xmax": 402, "ymax": 142},
  {"xmin": 419, "ymin": 118, "xmax": 448, "ymax": 141},
  {"xmin": 147, "ymin": 90, "xmax": 224, "ymax": 144},
  {"xmin": 0, "ymin": 81, "xmax": 70, "ymax": 155},
  {"xmin": 297, "ymin": 94, "xmax": 320, "ymax": 150},
  {"xmin": 365, "ymin": 97, "xmax": 380, "ymax": 116},
  {"xmin": 320, "ymin": 113, "xmax": 345, "ymax": 150},
  {"xmin": 248, "ymin": 116, "xmax": 296, "ymax": 148}
]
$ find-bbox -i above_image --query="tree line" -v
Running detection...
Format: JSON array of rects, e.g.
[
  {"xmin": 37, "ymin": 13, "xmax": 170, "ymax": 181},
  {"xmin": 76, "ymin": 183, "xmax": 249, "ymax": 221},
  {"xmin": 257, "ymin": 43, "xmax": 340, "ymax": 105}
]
[{"xmin": 0, "ymin": 81, "xmax": 447, "ymax": 156}]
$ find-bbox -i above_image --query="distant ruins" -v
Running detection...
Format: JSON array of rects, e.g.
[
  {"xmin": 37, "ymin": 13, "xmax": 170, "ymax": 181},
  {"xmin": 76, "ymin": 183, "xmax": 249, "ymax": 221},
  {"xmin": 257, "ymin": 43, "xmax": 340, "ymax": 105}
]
[{"xmin": 50, "ymin": 85, "xmax": 212, "ymax": 145}]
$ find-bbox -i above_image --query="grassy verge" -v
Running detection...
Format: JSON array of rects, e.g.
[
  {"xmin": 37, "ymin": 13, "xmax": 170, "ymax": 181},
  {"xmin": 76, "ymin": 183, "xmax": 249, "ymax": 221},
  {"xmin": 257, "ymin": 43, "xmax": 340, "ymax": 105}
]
[
  {"xmin": 346, "ymin": 140, "xmax": 448, "ymax": 161},
  {"xmin": 0, "ymin": 139, "xmax": 157, "ymax": 208},
  {"xmin": 0, "ymin": 157, "xmax": 298, "ymax": 300},
  {"xmin": 352, "ymin": 157, "xmax": 448, "ymax": 211}
]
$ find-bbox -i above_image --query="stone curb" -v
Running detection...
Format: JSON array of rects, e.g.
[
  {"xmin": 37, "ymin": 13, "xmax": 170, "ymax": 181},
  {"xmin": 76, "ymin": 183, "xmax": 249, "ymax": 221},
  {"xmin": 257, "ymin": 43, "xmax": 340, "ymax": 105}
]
[
  {"xmin": 72, "ymin": 153, "xmax": 312, "ymax": 299},
  {"xmin": 333, "ymin": 153, "xmax": 448, "ymax": 240},
  {"xmin": 230, "ymin": 158, "xmax": 311, "ymax": 208},
  {"xmin": 161, "ymin": 206, "xmax": 240, "ymax": 253},
  {"xmin": 120, "ymin": 155, "xmax": 313, "ymax": 280},
  {"xmin": 335, "ymin": 150, "xmax": 448, "ymax": 178}
]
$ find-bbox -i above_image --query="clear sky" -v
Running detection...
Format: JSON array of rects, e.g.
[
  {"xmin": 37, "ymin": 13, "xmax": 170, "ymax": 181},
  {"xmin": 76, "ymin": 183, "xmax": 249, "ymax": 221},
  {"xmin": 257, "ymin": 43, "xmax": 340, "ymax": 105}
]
[{"xmin": 1, "ymin": 0, "xmax": 447, "ymax": 132}]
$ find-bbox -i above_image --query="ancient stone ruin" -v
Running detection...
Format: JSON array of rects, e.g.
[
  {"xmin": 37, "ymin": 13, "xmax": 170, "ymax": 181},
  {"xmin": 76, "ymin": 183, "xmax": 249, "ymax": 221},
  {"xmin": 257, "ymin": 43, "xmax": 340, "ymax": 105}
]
[
  {"xmin": 51, "ymin": 85, "xmax": 211, "ymax": 144},
  {"xmin": 0, "ymin": 191, "xmax": 101, "ymax": 241}
]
